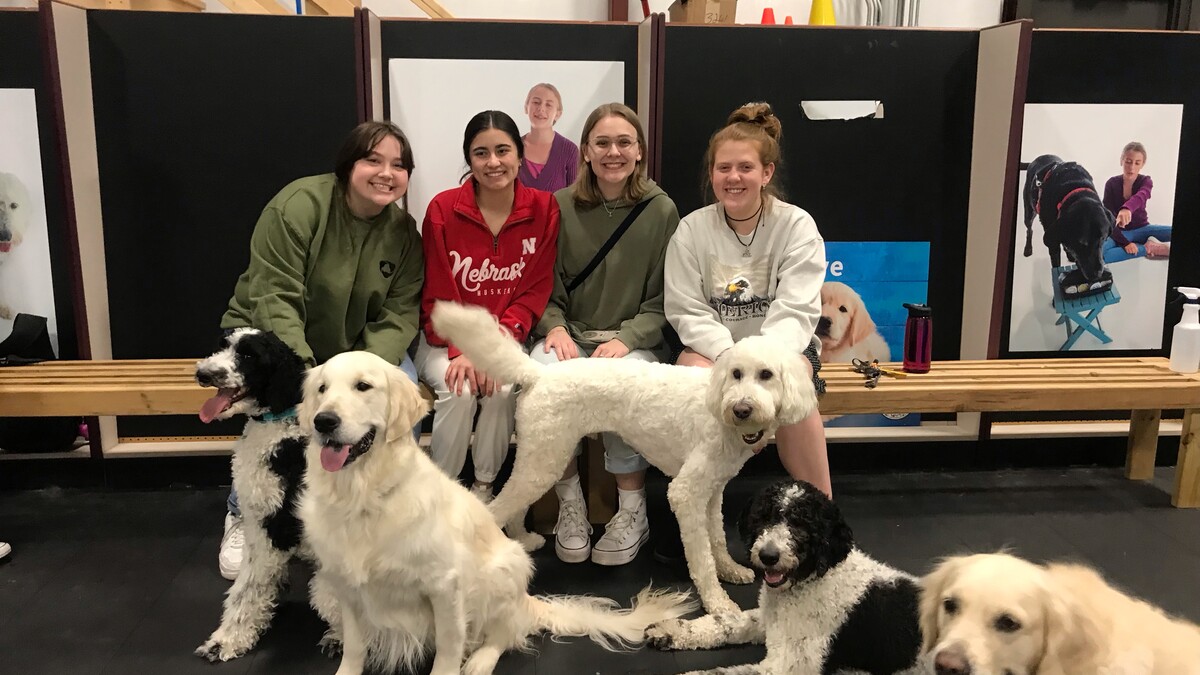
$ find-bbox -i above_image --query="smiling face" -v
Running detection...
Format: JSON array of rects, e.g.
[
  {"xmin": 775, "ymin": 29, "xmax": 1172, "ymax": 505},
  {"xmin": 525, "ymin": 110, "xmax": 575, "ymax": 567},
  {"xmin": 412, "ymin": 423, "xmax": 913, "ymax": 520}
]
[
  {"xmin": 711, "ymin": 139, "xmax": 774, "ymax": 220},
  {"xmin": 469, "ymin": 127, "xmax": 521, "ymax": 193},
  {"xmin": 738, "ymin": 480, "xmax": 853, "ymax": 593},
  {"xmin": 345, "ymin": 135, "xmax": 409, "ymax": 219},
  {"xmin": 706, "ymin": 336, "xmax": 818, "ymax": 448},
  {"xmin": 194, "ymin": 329, "xmax": 306, "ymax": 422},
  {"xmin": 524, "ymin": 85, "xmax": 562, "ymax": 130},
  {"xmin": 583, "ymin": 114, "xmax": 642, "ymax": 195}
]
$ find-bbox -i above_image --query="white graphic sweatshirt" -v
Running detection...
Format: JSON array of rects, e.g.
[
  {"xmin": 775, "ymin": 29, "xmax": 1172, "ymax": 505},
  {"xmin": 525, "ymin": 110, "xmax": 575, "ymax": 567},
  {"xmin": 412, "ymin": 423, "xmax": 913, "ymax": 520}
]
[{"xmin": 664, "ymin": 199, "xmax": 825, "ymax": 361}]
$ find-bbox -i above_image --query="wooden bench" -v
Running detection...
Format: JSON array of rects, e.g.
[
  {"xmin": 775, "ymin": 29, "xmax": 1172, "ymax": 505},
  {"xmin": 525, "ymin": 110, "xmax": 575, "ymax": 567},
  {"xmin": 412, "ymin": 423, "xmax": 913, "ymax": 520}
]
[{"xmin": 2, "ymin": 357, "xmax": 1198, "ymax": 509}]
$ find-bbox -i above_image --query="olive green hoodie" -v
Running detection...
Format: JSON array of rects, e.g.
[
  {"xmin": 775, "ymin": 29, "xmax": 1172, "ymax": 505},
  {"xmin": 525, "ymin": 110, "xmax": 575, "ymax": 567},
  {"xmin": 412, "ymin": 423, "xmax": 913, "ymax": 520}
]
[{"xmin": 536, "ymin": 180, "xmax": 679, "ymax": 350}]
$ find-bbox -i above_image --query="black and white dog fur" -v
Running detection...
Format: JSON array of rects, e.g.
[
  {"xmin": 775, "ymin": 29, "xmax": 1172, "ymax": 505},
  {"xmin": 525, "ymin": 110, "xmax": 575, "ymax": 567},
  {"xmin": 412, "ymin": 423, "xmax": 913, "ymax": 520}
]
[
  {"xmin": 646, "ymin": 480, "xmax": 927, "ymax": 674},
  {"xmin": 193, "ymin": 328, "xmax": 310, "ymax": 662},
  {"xmin": 1022, "ymin": 154, "xmax": 1113, "ymax": 288}
]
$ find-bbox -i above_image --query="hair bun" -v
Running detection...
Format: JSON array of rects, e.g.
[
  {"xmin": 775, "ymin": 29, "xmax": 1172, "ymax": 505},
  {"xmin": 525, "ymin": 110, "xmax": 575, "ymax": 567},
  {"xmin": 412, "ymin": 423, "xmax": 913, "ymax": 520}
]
[{"xmin": 727, "ymin": 102, "xmax": 781, "ymax": 141}]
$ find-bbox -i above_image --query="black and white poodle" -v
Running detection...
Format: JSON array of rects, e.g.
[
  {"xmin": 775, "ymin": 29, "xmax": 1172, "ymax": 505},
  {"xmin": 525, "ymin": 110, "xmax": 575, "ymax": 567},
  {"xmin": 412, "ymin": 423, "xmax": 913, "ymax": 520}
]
[
  {"xmin": 193, "ymin": 328, "xmax": 309, "ymax": 662},
  {"xmin": 646, "ymin": 480, "xmax": 927, "ymax": 674}
]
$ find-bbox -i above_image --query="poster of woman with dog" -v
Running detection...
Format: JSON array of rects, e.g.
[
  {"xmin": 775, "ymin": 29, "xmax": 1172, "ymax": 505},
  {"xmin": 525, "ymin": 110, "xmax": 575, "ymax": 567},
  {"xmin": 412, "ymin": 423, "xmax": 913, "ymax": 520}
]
[
  {"xmin": 1008, "ymin": 103, "xmax": 1183, "ymax": 353},
  {"xmin": 0, "ymin": 89, "xmax": 59, "ymax": 354}
]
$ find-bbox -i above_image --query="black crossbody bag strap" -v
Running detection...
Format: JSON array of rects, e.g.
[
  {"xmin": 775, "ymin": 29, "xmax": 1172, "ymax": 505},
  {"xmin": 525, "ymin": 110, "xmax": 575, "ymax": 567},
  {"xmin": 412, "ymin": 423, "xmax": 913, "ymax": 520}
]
[{"xmin": 566, "ymin": 196, "xmax": 656, "ymax": 294}]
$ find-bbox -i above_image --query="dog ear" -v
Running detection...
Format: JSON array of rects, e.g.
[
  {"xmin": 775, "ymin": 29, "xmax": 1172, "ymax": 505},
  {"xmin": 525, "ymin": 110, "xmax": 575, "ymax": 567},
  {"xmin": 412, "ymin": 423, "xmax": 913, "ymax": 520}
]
[
  {"xmin": 386, "ymin": 365, "xmax": 430, "ymax": 443},
  {"xmin": 1035, "ymin": 570, "xmax": 1104, "ymax": 674},
  {"xmin": 847, "ymin": 295, "xmax": 877, "ymax": 346},
  {"xmin": 297, "ymin": 363, "xmax": 324, "ymax": 437},
  {"xmin": 817, "ymin": 493, "xmax": 853, "ymax": 570},
  {"xmin": 919, "ymin": 557, "xmax": 964, "ymax": 654},
  {"xmin": 705, "ymin": 358, "xmax": 731, "ymax": 421},
  {"xmin": 777, "ymin": 351, "xmax": 817, "ymax": 426},
  {"xmin": 262, "ymin": 335, "xmax": 306, "ymax": 413}
]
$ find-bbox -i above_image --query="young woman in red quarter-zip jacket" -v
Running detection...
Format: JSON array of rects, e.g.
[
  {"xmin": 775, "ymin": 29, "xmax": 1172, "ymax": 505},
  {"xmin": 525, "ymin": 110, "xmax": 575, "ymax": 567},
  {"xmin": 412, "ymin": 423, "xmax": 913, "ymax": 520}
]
[{"xmin": 417, "ymin": 110, "xmax": 560, "ymax": 502}]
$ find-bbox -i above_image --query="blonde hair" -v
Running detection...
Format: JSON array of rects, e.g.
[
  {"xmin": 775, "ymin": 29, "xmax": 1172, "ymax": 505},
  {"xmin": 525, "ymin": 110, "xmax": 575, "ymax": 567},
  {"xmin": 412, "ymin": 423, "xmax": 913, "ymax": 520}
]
[
  {"xmin": 1122, "ymin": 141, "xmax": 1147, "ymax": 162},
  {"xmin": 526, "ymin": 83, "xmax": 563, "ymax": 109},
  {"xmin": 569, "ymin": 103, "xmax": 652, "ymax": 209},
  {"xmin": 702, "ymin": 101, "xmax": 785, "ymax": 203}
]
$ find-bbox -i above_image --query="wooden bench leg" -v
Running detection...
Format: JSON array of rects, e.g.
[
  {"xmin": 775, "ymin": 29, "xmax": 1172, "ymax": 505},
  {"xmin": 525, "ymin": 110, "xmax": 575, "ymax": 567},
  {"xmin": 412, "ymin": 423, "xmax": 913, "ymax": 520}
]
[
  {"xmin": 1125, "ymin": 409, "xmax": 1160, "ymax": 481},
  {"xmin": 1173, "ymin": 408, "xmax": 1200, "ymax": 508}
]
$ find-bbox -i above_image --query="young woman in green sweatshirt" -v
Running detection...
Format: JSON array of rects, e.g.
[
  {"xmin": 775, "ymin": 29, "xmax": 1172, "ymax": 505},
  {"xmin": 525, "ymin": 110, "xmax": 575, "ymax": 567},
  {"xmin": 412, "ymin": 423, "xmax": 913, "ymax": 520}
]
[
  {"xmin": 215, "ymin": 120, "xmax": 425, "ymax": 580},
  {"xmin": 531, "ymin": 103, "xmax": 680, "ymax": 567}
]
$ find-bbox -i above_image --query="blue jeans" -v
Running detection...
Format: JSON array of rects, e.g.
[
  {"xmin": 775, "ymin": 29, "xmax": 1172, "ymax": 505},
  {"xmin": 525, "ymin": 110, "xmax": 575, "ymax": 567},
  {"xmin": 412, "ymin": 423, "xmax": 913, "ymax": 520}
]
[
  {"xmin": 228, "ymin": 353, "xmax": 421, "ymax": 516},
  {"xmin": 1102, "ymin": 224, "xmax": 1172, "ymax": 264}
]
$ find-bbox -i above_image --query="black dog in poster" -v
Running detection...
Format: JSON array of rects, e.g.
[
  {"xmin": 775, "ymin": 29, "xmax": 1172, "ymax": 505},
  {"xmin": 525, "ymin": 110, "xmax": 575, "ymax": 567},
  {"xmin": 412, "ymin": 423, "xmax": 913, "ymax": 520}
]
[{"xmin": 1022, "ymin": 154, "xmax": 1114, "ymax": 293}]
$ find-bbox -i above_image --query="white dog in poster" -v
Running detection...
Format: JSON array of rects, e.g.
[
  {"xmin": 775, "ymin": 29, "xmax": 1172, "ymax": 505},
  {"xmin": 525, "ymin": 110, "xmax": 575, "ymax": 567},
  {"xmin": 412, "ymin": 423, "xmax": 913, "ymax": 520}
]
[{"xmin": 0, "ymin": 172, "xmax": 32, "ymax": 320}]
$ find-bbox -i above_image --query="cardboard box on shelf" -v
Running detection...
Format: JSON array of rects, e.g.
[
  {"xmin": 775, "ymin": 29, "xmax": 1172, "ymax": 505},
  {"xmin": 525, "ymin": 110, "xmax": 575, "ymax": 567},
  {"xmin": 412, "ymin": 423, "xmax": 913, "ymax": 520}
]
[{"xmin": 667, "ymin": 0, "xmax": 737, "ymax": 24}]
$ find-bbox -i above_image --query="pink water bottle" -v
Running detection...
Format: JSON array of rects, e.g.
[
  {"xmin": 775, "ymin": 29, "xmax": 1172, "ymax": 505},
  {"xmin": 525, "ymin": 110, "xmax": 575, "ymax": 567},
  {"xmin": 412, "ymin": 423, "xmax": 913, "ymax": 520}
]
[{"xmin": 902, "ymin": 303, "xmax": 932, "ymax": 373}]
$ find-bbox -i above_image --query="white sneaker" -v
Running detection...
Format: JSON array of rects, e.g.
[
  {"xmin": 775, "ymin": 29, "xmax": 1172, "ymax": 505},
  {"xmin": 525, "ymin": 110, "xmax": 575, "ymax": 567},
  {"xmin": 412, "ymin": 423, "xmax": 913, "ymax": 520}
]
[
  {"xmin": 1145, "ymin": 236, "xmax": 1170, "ymax": 258},
  {"xmin": 219, "ymin": 513, "xmax": 244, "ymax": 581},
  {"xmin": 0, "ymin": 541, "xmax": 10, "ymax": 561},
  {"xmin": 554, "ymin": 497, "xmax": 592, "ymax": 563},
  {"xmin": 469, "ymin": 482, "xmax": 494, "ymax": 504},
  {"xmin": 591, "ymin": 505, "xmax": 649, "ymax": 566}
]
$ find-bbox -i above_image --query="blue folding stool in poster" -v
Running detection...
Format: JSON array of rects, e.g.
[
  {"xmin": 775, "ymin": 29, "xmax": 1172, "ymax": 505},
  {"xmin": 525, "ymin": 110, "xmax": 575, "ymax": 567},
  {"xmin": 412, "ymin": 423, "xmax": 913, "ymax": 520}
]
[{"xmin": 819, "ymin": 241, "xmax": 929, "ymax": 428}]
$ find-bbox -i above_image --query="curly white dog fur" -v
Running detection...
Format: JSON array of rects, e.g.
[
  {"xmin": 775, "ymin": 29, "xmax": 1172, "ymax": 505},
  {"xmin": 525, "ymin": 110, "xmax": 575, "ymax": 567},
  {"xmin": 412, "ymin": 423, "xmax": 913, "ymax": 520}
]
[
  {"xmin": 646, "ymin": 480, "xmax": 927, "ymax": 674},
  {"xmin": 430, "ymin": 301, "xmax": 819, "ymax": 616},
  {"xmin": 296, "ymin": 350, "xmax": 695, "ymax": 675},
  {"xmin": 192, "ymin": 328, "xmax": 311, "ymax": 662},
  {"xmin": 0, "ymin": 172, "xmax": 32, "ymax": 320},
  {"xmin": 921, "ymin": 553, "xmax": 1200, "ymax": 675}
]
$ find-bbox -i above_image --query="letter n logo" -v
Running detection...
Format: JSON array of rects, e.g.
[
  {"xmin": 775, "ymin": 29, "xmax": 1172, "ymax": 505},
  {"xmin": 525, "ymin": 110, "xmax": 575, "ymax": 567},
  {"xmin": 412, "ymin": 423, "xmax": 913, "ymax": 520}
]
[{"xmin": 522, "ymin": 237, "xmax": 536, "ymax": 255}]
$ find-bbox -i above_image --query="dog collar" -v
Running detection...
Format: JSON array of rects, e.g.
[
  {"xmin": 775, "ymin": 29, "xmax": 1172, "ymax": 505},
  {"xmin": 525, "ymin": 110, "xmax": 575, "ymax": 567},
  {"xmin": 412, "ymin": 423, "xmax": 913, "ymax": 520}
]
[
  {"xmin": 252, "ymin": 406, "xmax": 298, "ymax": 422},
  {"xmin": 1055, "ymin": 186, "xmax": 1094, "ymax": 216},
  {"xmin": 1033, "ymin": 163, "xmax": 1060, "ymax": 215}
]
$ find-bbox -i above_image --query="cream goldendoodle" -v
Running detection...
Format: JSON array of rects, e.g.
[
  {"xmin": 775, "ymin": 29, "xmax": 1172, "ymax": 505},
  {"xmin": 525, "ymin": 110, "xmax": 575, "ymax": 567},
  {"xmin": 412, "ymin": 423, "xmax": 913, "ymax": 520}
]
[{"xmin": 430, "ymin": 301, "xmax": 819, "ymax": 616}]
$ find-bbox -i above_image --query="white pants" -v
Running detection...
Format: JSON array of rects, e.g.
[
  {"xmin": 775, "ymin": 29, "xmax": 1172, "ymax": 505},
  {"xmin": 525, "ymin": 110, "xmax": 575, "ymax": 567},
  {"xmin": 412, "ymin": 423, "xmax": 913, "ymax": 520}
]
[
  {"xmin": 416, "ymin": 335, "xmax": 517, "ymax": 483},
  {"xmin": 529, "ymin": 337, "xmax": 664, "ymax": 474}
]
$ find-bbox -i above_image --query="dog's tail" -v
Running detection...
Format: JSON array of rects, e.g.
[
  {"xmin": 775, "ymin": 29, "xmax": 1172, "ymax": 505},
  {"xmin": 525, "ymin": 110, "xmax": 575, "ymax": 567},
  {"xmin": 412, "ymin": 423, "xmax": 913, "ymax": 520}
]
[
  {"xmin": 429, "ymin": 301, "xmax": 542, "ymax": 386},
  {"xmin": 527, "ymin": 587, "xmax": 697, "ymax": 651}
]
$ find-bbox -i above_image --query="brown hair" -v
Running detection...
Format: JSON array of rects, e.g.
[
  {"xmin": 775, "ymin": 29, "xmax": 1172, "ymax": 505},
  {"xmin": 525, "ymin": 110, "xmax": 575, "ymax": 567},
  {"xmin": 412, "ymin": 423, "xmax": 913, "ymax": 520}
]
[
  {"xmin": 569, "ymin": 103, "xmax": 652, "ymax": 208},
  {"xmin": 334, "ymin": 120, "xmax": 414, "ymax": 188},
  {"xmin": 1122, "ymin": 141, "xmax": 1147, "ymax": 162},
  {"xmin": 702, "ymin": 102, "xmax": 785, "ymax": 203},
  {"xmin": 526, "ymin": 83, "xmax": 563, "ymax": 109}
]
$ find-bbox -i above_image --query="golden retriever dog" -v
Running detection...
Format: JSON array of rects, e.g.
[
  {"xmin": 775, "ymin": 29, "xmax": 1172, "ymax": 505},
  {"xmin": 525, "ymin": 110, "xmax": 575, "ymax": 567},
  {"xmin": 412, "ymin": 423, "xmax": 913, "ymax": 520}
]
[
  {"xmin": 920, "ymin": 553, "xmax": 1200, "ymax": 675},
  {"xmin": 0, "ymin": 171, "xmax": 32, "ymax": 320},
  {"xmin": 815, "ymin": 281, "xmax": 890, "ymax": 363},
  {"xmin": 296, "ymin": 350, "xmax": 695, "ymax": 675}
]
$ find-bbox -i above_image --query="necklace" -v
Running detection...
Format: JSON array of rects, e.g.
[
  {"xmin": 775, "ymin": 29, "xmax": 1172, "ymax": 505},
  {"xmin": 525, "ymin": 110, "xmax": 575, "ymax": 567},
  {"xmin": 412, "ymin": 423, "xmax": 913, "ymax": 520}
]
[
  {"xmin": 725, "ymin": 200, "xmax": 763, "ymax": 222},
  {"xmin": 726, "ymin": 203, "xmax": 764, "ymax": 257},
  {"xmin": 602, "ymin": 199, "xmax": 618, "ymax": 217}
]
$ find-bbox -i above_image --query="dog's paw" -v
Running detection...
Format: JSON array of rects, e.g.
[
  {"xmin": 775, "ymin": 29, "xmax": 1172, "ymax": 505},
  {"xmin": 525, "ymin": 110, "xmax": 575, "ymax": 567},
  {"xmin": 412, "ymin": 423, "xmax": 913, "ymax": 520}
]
[
  {"xmin": 194, "ymin": 638, "xmax": 244, "ymax": 662},
  {"xmin": 644, "ymin": 620, "xmax": 688, "ymax": 650},
  {"xmin": 717, "ymin": 563, "xmax": 755, "ymax": 585},
  {"xmin": 516, "ymin": 532, "xmax": 545, "ymax": 552},
  {"xmin": 318, "ymin": 630, "xmax": 343, "ymax": 657}
]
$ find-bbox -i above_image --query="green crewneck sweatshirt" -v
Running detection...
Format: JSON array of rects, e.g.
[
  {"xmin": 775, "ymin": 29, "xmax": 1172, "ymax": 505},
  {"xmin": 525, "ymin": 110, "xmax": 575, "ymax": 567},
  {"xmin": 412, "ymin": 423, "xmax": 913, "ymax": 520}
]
[
  {"xmin": 221, "ymin": 174, "xmax": 423, "ymax": 367},
  {"xmin": 536, "ymin": 180, "xmax": 679, "ymax": 350}
]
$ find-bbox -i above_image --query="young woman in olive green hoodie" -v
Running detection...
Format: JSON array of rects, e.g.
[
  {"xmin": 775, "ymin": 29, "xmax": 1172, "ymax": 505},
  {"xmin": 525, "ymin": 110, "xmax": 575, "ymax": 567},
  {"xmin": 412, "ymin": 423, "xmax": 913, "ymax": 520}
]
[{"xmin": 531, "ymin": 103, "xmax": 680, "ymax": 567}]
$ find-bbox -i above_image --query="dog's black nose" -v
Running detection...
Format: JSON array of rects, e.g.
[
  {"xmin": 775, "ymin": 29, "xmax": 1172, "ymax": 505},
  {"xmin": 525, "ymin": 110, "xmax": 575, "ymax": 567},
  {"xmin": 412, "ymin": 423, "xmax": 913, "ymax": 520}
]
[
  {"xmin": 934, "ymin": 648, "xmax": 971, "ymax": 675},
  {"xmin": 732, "ymin": 403, "xmax": 752, "ymax": 420},
  {"xmin": 196, "ymin": 370, "xmax": 217, "ymax": 387},
  {"xmin": 313, "ymin": 412, "xmax": 341, "ymax": 434},
  {"xmin": 758, "ymin": 545, "xmax": 780, "ymax": 567},
  {"xmin": 816, "ymin": 316, "xmax": 831, "ymax": 335}
]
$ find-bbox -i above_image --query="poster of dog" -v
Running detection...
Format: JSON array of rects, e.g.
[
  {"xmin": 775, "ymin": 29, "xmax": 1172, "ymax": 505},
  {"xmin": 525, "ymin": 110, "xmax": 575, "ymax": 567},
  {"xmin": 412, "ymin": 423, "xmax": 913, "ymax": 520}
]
[
  {"xmin": 0, "ymin": 89, "xmax": 59, "ymax": 354},
  {"xmin": 1008, "ymin": 104, "xmax": 1182, "ymax": 353},
  {"xmin": 388, "ymin": 59, "xmax": 625, "ymax": 228},
  {"xmin": 819, "ymin": 241, "xmax": 929, "ymax": 428}
]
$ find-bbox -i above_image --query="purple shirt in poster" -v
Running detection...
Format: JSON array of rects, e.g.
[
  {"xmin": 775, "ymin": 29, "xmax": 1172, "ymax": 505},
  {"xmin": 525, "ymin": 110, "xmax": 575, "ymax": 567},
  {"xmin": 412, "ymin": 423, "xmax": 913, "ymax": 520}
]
[
  {"xmin": 518, "ymin": 131, "xmax": 579, "ymax": 193},
  {"xmin": 1102, "ymin": 174, "xmax": 1153, "ymax": 247}
]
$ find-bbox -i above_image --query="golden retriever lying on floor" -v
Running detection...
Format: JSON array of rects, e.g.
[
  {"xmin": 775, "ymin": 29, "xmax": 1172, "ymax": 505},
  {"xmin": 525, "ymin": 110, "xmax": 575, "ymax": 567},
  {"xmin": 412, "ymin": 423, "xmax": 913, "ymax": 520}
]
[
  {"xmin": 920, "ymin": 553, "xmax": 1200, "ymax": 675},
  {"xmin": 296, "ymin": 350, "xmax": 694, "ymax": 675}
]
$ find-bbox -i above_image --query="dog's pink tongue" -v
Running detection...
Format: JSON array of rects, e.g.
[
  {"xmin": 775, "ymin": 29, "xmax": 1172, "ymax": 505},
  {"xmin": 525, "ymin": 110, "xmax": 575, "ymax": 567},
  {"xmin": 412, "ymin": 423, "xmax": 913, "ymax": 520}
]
[
  {"xmin": 320, "ymin": 444, "xmax": 352, "ymax": 472},
  {"xmin": 199, "ymin": 391, "xmax": 234, "ymax": 423},
  {"xmin": 764, "ymin": 571, "xmax": 785, "ymax": 585},
  {"xmin": 0, "ymin": 242, "xmax": 10, "ymax": 253}
]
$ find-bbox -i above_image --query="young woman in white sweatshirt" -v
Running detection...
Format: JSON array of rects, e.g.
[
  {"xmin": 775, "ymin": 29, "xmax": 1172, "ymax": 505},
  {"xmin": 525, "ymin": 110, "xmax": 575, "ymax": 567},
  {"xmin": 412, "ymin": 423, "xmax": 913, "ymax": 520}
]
[{"xmin": 663, "ymin": 101, "xmax": 832, "ymax": 497}]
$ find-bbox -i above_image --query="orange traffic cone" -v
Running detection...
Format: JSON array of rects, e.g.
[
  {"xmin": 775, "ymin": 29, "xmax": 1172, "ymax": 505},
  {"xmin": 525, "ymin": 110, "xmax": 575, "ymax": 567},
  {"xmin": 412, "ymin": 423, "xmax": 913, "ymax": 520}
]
[
  {"xmin": 761, "ymin": 6, "xmax": 776, "ymax": 24},
  {"xmin": 809, "ymin": 0, "xmax": 836, "ymax": 25}
]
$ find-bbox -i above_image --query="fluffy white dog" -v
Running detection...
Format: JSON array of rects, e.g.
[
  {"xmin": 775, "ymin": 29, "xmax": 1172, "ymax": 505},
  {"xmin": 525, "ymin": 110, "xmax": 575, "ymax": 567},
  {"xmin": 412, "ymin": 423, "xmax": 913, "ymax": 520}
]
[
  {"xmin": 0, "ymin": 172, "xmax": 32, "ymax": 320},
  {"xmin": 430, "ymin": 301, "xmax": 819, "ymax": 616},
  {"xmin": 297, "ymin": 350, "xmax": 695, "ymax": 675}
]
